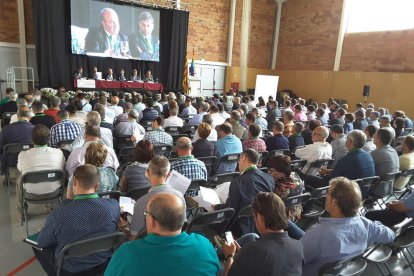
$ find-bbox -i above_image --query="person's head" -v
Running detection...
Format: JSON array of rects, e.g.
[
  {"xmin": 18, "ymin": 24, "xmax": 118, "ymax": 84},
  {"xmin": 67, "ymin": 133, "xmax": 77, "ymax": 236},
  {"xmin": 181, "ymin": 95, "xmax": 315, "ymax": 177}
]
[
  {"xmin": 145, "ymin": 193, "xmax": 185, "ymax": 235},
  {"xmin": 31, "ymin": 101, "xmax": 44, "ymax": 114},
  {"xmin": 145, "ymin": 97, "xmax": 154, "ymax": 108},
  {"xmin": 326, "ymin": 177, "xmax": 362, "ymax": 218},
  {"xmin": 248, "ymin": 124, "xmax": 261, "ymax": 139},
  {"xmin": 312, "ymin": 126, "xmax": 329, "ymax": 143},
  {"xmin": 218, "ymin": 123, "xmax": 232, "ymax": 138},
  {"xmin": 308, "ymin": 119, "xmax": 322, "ymax": 131},
  {"xmin": 284, "ymin": 100, "xmax": 291, "ymax": 108},
  {"xmin": 355, "ymin": 110, "xmax": 365, "ymax": 120},
  {"xmin": 402, "ymin": 136, "xmax": 414, "ymax": 154},
  {"xmin": 284, "ymin": 110, "xmax": 294, "ymax": 122},
  {"xmin": 5, "ymin": 87, "xmax": 14, "ymax": 95},
  {"xmin": 292, "ymin": 122, "xmax": 304, "ymax": 135},
  {"xmin": 98, "ymin": 94, "xmax": 108, "ymax": 106},
  {"xmin": 147, "ymin": 156, "xmax": 170, "ymax": 184},
  {"xmin": 92, "ymin": 66, "xmax": 98, "ymax": 73},
  {"xmin": 364, "ymin": 125, "xmax": 378, "ymax": 139},
  {"xmin": 230, "ymin": 110, "xmax": 242, "ymax": 124},
  {"xmin": 50, "ymin": 96, "xmax": 61, "ymax": 109},
  {"xmin": 56, "ymin": 110, "xmax": 69, "ymax": 121},
  {"xmin": 176, "ymin": 137, "xmax": 192, "ymax": 157},
  {"xmin": 201, "ymin": 114, "xmax": 213, "ymax": 126},
  {"xmin": 138, "ymin": 11, "xmax": 155, "ymax": 37},
  {"xmin": 152, "ymin": 117, "xmax": 163, "ymax": 128},
  {"xmin": 169, "ymin": 101, "xmax": 179, "ymax": 116},
  {"xmin": 380, "ymin": 115, "xmax": 391, "ymax": 128},
  {"xmin": 209, "ymin": 104, "xmax": 219, "ymax": 114},
  {"xmin": 294, "ymin": 104, "xmax": 302, "ymax": 113},
  {"xmin": 336, "ymin": 108, "xmax": 345, "ymax": 118},
  {"xmin": 128, "ymin": 109, "xmax": 139, "ymax": 121},
  {"xmin": 345, "ymin": 113, "xmax": 355, "ymax": 123},
  {"xmin": 73, "ymin": 164, "xmax": 100, "ymax": 193},
  {"xmin": 32, "ymin": 124, "xmax": 50, "ymax": 146},
  {"xmin": 100, "ymin": 8, "xmax": 119, "ymax": 35},
  {"xmin": 316, "ymin": 108, "xmax": 325, "ymax": 118},
  {"xmin": 84, "ymin": 125, "xmax": 101, "ymax": 141},
  {"xmin": 345, "ymin": 130, "xmax": 366, "ymax": 150},
  {"xmin": 272, "ymin": 121, "xmax": 284, "ymax": 135},
  {"xmin": 132, "ymin": 69, "xmax": 138, "ymax": 75},
  {"xmin": 85, "ymin": 142, "xmax": 107, "ymax": 167},
  {"xmin": 267, "ymin": 155, "xmax": 292, "ymax": 182},
  {"xmin": 245, "ymin": 113, "xmax": 256, "ymax": 126},
  {"xmin": 94, "ymin": 104, "xmax": 106, "ymax": 121},
  {"xmin": 199, "ymin": 102, "xmax": 209, "ymax": 113},
  {"xmin": 239, "ymin": 149, "xmax": 260, "ymax": 172},
  {"xmin": 198, "ymin": 122, "xmax": 211, "ymax": 140},
  {"xmin": 17, "ymin": 106, "xmax": 31, "ymax": 121},
  {"xmin": 133, "ymin": 139, "xmax": 155, "ymax": 163},
  {"xmin": 107, "ymin": 68, "xmax": 113, "ymax": 75},
  {"xmin": 356, "ymin": 103, "xmax": 364, "ymax": 110},
  {"xmin": 145, "ymin": 70, "xmax": 152, "ymax": 78},
  {"xmin": 86, "ymin": 111, "xmax": 101, "ymax": 126},
  {"xmin": 370, "ymin": 111, "xmax": 380, "ymax": 121},
  {"xmin": 394, "ymin": 117, "xmax": 405, "ymax": 130},
  {"xmin": 16, "ymin": 98, "xmax": 27, "ymax": 108},
  {"xmin": 307, "ymin": 105, "xmax": 315, "ymax": 113},
  {"xmin": 330, "ymin": 124, "xmax": 344, "ymax": 139},
  {"xmin": 252, "ymin": 192, "xmax": 288, "ymax": 233},
  {"xmin": 374, "ymin": 128, "xmax": 393, "ymax": 147}
]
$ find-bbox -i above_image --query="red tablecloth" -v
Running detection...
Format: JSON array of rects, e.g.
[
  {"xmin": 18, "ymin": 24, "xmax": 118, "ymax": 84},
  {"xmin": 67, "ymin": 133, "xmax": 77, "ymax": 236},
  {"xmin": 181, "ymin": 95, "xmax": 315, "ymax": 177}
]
[{"xmin": 74, "ymin": 79, "xmax": 164, "ymax": 91}]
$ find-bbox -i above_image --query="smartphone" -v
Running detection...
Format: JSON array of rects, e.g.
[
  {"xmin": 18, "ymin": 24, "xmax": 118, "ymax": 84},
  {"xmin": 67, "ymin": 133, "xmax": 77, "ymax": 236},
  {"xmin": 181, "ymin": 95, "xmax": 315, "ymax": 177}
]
[{"xmin": 225, "ymin": 231, "xmax": 234, "ymax": 244}]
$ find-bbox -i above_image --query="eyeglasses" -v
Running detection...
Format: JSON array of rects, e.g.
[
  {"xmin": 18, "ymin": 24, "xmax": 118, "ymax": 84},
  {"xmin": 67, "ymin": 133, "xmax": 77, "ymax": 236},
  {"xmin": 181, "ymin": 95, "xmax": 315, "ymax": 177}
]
[{"xmin": 143, "ymin": 209, "xmax": 157, "ymax": 220}]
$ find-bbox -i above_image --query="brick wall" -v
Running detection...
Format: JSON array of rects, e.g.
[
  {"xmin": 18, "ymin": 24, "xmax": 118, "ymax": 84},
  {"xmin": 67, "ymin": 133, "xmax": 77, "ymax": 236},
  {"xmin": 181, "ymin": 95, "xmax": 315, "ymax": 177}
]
[
  {"xmin": 0, "ymin": 0, "xmax": 20, "ymax": 43},
  {"xmin": 276, "ymin": 0, "xmax": 343, "ymax": 70},
  {"xmin": 341, "ymin": 30, "xmax": 414, "ymax": 72},
  {"xmin": 24, "ymin": 0, "xmax": 34, "ymax": 45}
]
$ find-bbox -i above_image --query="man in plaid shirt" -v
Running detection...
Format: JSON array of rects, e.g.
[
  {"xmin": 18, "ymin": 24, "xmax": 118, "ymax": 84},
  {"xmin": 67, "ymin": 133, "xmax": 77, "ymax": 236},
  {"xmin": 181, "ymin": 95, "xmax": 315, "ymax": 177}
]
[
  {"xmin": 170, "ymin": 137, "xmax": 208, "ymax": 180},
  {"xmin": 243, "ymin": 124, "xmax": 267, "ymax": 153},
  {"xmin": 49, "ymin": 110, "xmax": 82, "ymax": 148},
  {"xmin": 143, "ymin": 117, "xmax": 173, "ymax": 146}
]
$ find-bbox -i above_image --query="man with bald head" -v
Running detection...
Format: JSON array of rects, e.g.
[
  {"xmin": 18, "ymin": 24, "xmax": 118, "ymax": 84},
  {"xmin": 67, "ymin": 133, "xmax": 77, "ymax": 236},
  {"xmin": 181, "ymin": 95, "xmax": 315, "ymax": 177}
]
[
  {"xmin": 170, "ymin": 137, "xmax": 208, "ymax": 180},
  {"xmin": 105, "ymin": 193, "xmax": 220, "ymax": 275},
  {"xmin": 295, "ymin": 126, "xmax": 332, "ymax": 175},
  {"xmin": 85, "ymin": 8, "xmax": 128, "ymax": 56}
]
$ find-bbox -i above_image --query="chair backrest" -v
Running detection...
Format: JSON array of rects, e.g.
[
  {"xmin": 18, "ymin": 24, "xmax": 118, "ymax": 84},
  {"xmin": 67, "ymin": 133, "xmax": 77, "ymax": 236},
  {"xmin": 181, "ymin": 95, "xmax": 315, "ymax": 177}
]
[
  {"xmin": 57, "ymin": 139, "xmax": 75, "ymax": 148},
  {"xmin": 207, "ymin": 172, "xmax": 239, "ymax": 188},
  {"xmin": 355, "ymin": 176, "xmax": 380, "ymax": 191},
  {"xmin": 291, "ymin": 159, "xmax": 307, "ymax": 172},
  {"xmin": 114, "ymin": 135, "xmax": 134, "ymax": 151},
  {"xmin": 4, "ymin": 143, "xmax": 33, "ymax": 157},
  {"xmin": 181, "ymin": 124, "xmax": 198, "ymax": 134},
  {"xmin": 370, "ymin": 171, "xmax": 401, "ymax": 198},
  {"xmin": 153, "ymin": 144, "xmax": 172, "ymax": 158},
  {"xmin": 198, "ymin": 156, "xmax": 218, "ymax": 177},
  {"xmin": 309, "ymin": 186, "xmax": 329, "ymax": 199},
  {"xmin": 186, "ymin": 208, "xmax": 235, "ymax": 236},
  {"xmin": 283, "ymin": 193, "xmax": 311, "ymax": 209},
  {"xmin": 98, "ymin": 190, "xmax": 121, "ymax": 201},
  {"xmin": 319, "ymin": 256, "xmax": 367, "ymax": 276},
  {"xmin": 125, "ymin": 186, "xmax": 150, "ymax": 201},
  {"xmin": 56, "ymin": 232, "xmax": 128, "ymax": 276},
  {"xmin": 164, "ymin": 126, "xmax": 182, "ymax": 135},
  {"xmin": 22, "ymin": 169, "xmax": 65, "ymax": 184},
  {"xmin": 185, "ymin": 179, "xmax": 207, "ymax": 197},
  {"xmin": 305, "ymin": 159, "xmax": 334, "ymax": 174},
  {"xmin": 171, "ymin": 133, "xmax": 188, "ymax": 143},
  {"xmin": 119, "ymin": 146, "xmax": 135, "ymax": 164},
  {"xmin": 2, "ymin": 112, "xmax": 16, "ymax": 127},
  {"xmin": 269, "ymin": 149, "xmax": 290, "ymax": 157}
]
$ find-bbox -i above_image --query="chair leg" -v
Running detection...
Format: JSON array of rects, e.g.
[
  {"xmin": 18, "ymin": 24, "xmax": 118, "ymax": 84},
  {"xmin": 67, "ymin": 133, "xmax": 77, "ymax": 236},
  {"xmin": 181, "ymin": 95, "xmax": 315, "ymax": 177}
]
[
  {"xmin": 383, "ymin": 261, "xmax": 392, "ymax": 276},
  {"xmin": 24, "ymin": 201, "xmax": 29, "ymax": 236},
  {"xmin": 375, "ymin": 262, "xmax": 386, "ymax": 276},
  {"xmin": 6, "ymin": 168, "xmax": 10, "ymax": 196},
  {"xmin": 402, "ymin": 249, "xmax": 414, "ymax": 273}
]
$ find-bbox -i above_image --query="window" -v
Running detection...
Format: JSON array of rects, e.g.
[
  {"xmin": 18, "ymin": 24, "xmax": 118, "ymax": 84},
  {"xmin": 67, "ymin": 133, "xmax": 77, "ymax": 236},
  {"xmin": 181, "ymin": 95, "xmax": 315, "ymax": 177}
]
[{"xmin": 346, "ymin": 0, "xmax": 414, "ymax": 33}]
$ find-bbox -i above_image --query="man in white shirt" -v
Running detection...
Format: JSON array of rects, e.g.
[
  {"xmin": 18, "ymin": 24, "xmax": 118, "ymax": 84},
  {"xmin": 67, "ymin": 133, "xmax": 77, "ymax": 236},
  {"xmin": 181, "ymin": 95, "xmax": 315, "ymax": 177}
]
[
  {"xmin": 295, "ymin": 126, "xmax": 332, "ymax": 174},
  {"xmin": 181, "ymin": 97, "xmax": 197, "ymax": 117},
  {"xmin": 192, "ymin": 114, "xmax": 218, "ymax": 142},
  {"xmin": 209, "ymin": 104, "xmax": 225, "ymax": 129},
  {"xmin": 66, "ymin": 125, "xmax": 119, "ymax": 176},
  {"xmin": 17, "ymin": 125, "xmax": 65, "ymax": 219},
  {"xmin": 98, "ymin": 94, "xmax": 115, "ymax": 124},
  {"xmin": 108, "ymin": 96, "xmax": 123, "ymax": 117},
  {"xmin": 115, "ymin": 109, "xmax": 145, "ymax": 140},
  {"xmin": 163, "ymin": 105, "xmax": 183, "ymax": 128},
  {"xmin": 363, "ymin": 125, "xmax": 377, "ymax": 153}
]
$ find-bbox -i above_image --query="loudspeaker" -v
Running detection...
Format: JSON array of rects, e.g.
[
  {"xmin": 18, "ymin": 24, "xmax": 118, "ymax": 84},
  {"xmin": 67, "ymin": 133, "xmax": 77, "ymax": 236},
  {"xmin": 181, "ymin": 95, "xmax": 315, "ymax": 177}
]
[{"xmin": 363, "ymin": 85, "xmax": 370, "ymax": 97}]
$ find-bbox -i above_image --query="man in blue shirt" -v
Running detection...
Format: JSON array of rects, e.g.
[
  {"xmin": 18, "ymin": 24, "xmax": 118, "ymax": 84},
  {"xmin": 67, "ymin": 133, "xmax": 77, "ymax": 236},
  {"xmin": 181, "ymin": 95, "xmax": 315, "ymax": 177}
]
[
  {"xmin": 140, "ymin": 97, "xmax": 159, "ymax": 124},
  {"xmin": 366, "ymin": 191, "xmax": 414, "ymax": 227},
  {"xmin": 48, "ymin": 110, "xmax": 82, "ymax": 148},
  {"xmin": 34, "ymin": 164, "xmax": 120, "ymax": 275},
  {"xmin": 265, "ymin": 121, "xmax": 289, "ymax": 152},
  {"xmin": 301, "ymin": 177, "xmax": 395, "ymax": 276},
  {"xmin": 105, "ymin": 193, "xmax": 220, "ymax": 276},
  {"xmin": 215, "ymin": 123, "xmax": 243, "ymax": 174},
  {"xmin": 189, "ymin": 102, "xmax": 209, "ymax": 126}
]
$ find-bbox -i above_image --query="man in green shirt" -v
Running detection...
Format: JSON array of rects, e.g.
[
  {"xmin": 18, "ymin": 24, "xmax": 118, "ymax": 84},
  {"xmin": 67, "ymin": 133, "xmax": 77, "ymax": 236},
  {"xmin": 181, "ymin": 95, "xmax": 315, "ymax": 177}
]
[
  {"xmin": 105, "ymin": 193, "xmax": 220, "ymax": 276},
  {"xmin": 0, "ymin": 87, "xmax": 14, "ymax": 106}
]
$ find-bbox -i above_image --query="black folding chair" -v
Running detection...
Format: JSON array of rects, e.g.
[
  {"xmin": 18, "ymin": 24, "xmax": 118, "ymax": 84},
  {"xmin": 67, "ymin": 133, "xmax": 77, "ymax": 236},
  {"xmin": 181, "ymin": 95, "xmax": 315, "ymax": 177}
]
[
  {"xmin": 181, "ymin": 124, "xmax": 198, "ymax": 135},
  {"xmin": 21, "ymin": 170, "xmax": 65, "ymax": 235},
  {"xmin": 98, "ymin": 190, "xmax": 122, "ymax": 201},
  {"xmin": 164, "ymin": 126, "xmax": 183, "ymax": 135},
  {"xmin": 198, "ymin": 156, "xmax": 218, "ymax": 177},
  {"xmin": 290, "ymin": 159, "xmax": 307, "ymax": 174},
  {"xmin": 153, "ymin": 144, "xmax": 172, "ymax": 158},
  {"xmin": 388, "ymin": 227, "xmax": 414, "ymax": 274},
  {"xmin": 171, "ymin": 133, "xmax": 189, "ymax": 144},
  {"xmin": 186, "ymin": 208, "xmax": 235, "ymax": 243},
  {"xmin": 368, "ymin": 171, "xmax": 401, "ymax": 208},
  {"xmin": 4, "ymin": 143, "xmax": 33, "ymax": 195},
  {"xmin": 114, "ymin": 135, "xmax": 134, "ymax": 153},
  {"xmin": 215, "ymin": 153, "xmax": 241, "ymax": 174},
  {"xmin": 258, "ymin": 151, "xmax": 269, "ymax": 167},
  {"xmin": 355, "ymin": 176, "xmax": 380, "ymax": 200},
  {"xmin": 56, "ymin": 232, "xmax": 128, "ymax": 276},
  {"xmin": 185, "ymin": 179, "xmax": 207, "ymax": 197},
  {"xmin": 124, "ymin": 186, "xmax": 150, "ymax": 201},
  {"xmin": 57, "ymin": 139, "xmax": 75, "ymax": 149},
  {"xmin": 283, "ymin": 193, "xmax": 311, "ymax": 210},
  {"xmin": 319, "ymin": 256, "xmax": 367, "ymax": 276},
  {"xmin": 206, "ymin": 172, "xmax": 239, "ymax": 188},
  {"xmin": 118, "ymin": 146, "xmax": 135, "ymax": 165},
  {"xmin": 393, "ymin": 169, "xmax": 414, "ymax": 200},
  {"xmin": 226, "ymin": 204, "xmax": 253, "ymax": 232},
  {"xmin": 304, "ymin": 159, "xmax": 334, "ymax": 175},
  {"xmin": 269, "ymin": 149, "xmax": 290, "ymax": 157},
  {"xmin": 1, "ymin": 112, "xmax": 15, "ymax": 127},
  {"xmin": 301, "ymin": 186, "xmax": 329, "ymax": 229}
]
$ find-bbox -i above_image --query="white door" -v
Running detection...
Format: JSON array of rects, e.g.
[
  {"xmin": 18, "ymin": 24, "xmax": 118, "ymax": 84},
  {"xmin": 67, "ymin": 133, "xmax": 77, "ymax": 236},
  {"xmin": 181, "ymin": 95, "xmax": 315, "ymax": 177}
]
[{"xmin": 198, "ymin": 64, "xmax": 226, "ymax": 97}]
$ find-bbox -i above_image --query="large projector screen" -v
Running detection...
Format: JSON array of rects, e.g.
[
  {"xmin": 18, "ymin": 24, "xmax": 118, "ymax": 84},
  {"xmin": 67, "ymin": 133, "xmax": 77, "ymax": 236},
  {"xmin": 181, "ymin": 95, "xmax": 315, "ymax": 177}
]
[
  {"xmin": 70, "ymin": 0, "xmax": 160, "ymax": 62},
  {"xmin": 255, "ymin": 75, "xmax": 279, "ymax": 101}
]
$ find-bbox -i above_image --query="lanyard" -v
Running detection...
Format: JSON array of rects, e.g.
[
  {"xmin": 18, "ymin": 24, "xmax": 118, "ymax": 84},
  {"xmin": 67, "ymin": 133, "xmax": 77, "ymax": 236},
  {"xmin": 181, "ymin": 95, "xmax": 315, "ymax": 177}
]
[
  {"xmin": 74, "ymin": 193, "xmax": 99, "ymax": 200},
  {"xmin": 242, "ymin": 165, "xmax": 257, "ymax": 175},
  {"xmin": 180, "ymin": 155, "xmax": 194, "ymax": 159}
]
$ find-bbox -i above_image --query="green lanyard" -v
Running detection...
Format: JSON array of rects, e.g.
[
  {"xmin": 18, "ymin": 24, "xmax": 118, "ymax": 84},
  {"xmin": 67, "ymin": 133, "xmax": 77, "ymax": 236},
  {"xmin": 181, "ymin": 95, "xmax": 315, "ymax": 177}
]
[
  {"xmin": 180, "ymin": 155, "xmax": 194, "ymax": 159},
  {"xmin": 34, "ymin": 145, "xmax": 47, "ymax": 148},
  {"xmin": 74, "ymin": 193, "xmax": 99, "ymax": 200},
  {"xmin": 34, "ymin": 113, "xmax": 46, "ymax": 117},
  {"xmin": 350, "ymin": 148, "xmax": 362, "ymax": 153},
  {"xmin": 242, "ymin": 165, "xmax": 257, "ymax": 175}
]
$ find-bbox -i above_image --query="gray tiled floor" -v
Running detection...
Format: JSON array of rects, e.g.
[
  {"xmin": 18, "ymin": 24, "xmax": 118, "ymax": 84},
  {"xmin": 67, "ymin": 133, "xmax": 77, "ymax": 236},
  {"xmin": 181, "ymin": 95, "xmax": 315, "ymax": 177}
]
[{"xmin": 1, "ymin": 174, "xmax": 414, "ymax": 275}]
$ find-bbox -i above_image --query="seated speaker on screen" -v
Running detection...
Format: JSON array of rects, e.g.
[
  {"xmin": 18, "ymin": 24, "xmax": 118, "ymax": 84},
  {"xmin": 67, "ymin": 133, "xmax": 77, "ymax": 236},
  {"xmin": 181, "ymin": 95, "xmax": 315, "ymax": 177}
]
[
  {"xmin": 128, "ymin": 11, "xmax": 160, "ymax": 61},
  {"xmin": 130, "ymin": 69, "xmax": 141, "ymax": 82},
  {"xmin": 118, "ymin": 69, "xmax": 127, "ymax": 81},
  {"xmin": 105, "ymin": 68, "xmax": 115, "ymax": 81},
  {"xmin": 89, "ymin": 66, "xmax": 101, "ymax": 80},
  {"xmin": 84, "ymin": 8, "xmax": 129, "ymax": 58}
]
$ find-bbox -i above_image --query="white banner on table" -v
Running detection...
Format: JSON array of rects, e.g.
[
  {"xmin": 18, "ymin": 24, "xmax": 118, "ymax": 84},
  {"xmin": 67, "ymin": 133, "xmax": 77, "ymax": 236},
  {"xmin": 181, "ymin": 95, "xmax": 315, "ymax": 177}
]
[{"xmin": 76, "ymin": 79, "xmax": 96, "ymax": 89}]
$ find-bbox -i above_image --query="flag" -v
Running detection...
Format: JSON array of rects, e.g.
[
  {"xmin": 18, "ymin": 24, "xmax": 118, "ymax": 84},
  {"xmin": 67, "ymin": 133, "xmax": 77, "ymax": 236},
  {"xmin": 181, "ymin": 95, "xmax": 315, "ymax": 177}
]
[
  {"xmin": 182, "ymin": 51, "xmax": 189, "ymax": 94},
  {"xmin": 189, "ymin": 48, "xmax": 195, "ymax": 76}
]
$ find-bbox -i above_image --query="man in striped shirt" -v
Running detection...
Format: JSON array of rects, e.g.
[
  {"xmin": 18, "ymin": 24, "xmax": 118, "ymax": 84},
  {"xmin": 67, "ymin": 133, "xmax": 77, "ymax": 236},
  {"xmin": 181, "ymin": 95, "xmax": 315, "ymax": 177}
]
[
  {"xmin": 49, "ymin": 110, "xmax": 82, "ymax": 148},
  {"xmin": 143, "ymin": 117, "xmax": 173, "ymax": 146}
]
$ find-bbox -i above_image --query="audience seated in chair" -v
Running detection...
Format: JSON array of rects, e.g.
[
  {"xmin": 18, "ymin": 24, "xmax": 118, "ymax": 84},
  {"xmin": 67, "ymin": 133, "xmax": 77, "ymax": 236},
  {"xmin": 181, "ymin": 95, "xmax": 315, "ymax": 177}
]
[
  {"xmin": 265, "ymin": 121, "xmax": 289, "ymax": 152},
  {"xmin": 49, "ymin": 110, "xmax": 82, "ymax": 149},
  {"xmin": 288, "ymin": 122, "xmax": 305, "ymax": 151},
  {"xmin": 120, "ymin": 140, "xmax": 154, "ymax": 192},
  {"xmin": 66, "ymin": 142, "xmax": 118, "ymax": 199},
  {"xmin": 243, "ymin": 124, "xmax": 266, "ymax": 153},
  {"xmin": 379, "ymin": 115, "xmax": 396, "ymax": 138},
  {"xmin": 353, "ymin": 110, "xmax": 368, "ymax": 131},
  {"xmin": 393, "ymin": 136, "xmax": 414, "ymax": 190},
  {"xmin": 230, "ymin": 110, "xmax": 248, "ymax": 139},
  {"xmin": 370, "ymin": 128, "xmax": 399, "ymax": 178},
  {"xmin": 222, "ymin": 192, "xmax": 304, "ymax": 276},
  {"xmin": 192, "ymin": 122, "xmax": 217, "ymax": 158},
  {"xmin": 142, "ymin": 117, "xmax": 173, "ymax": 146},
  {"xmin": 330, "ymin": 124, "xmax": 348, "ymax": 167},
  {"xmin": 115, "ymin": 109, "xmax": 145, "ymax": 140},
  {"xmin": 192, "ymin": 114, "xmax": 218, "ymax": 142},
  {"xmin": 105, "ymin": 193, "xmax": 220, "ymax": 276},
  {"xmin": 30, "ymin": 101, "xmax": 56, "ymax": 129},
  {"xmin": 214, "ymin": 149, "xmax": 274, "ymax": 237},
  {"xmin": 34, "ymin": 164, "xmax": 121, "ymax": 275},
  {"xmin": 283, "ymin": 110, "xmax": 295, "ymax": 137},
  {"xmin": 163, "ymin": 101, "xmax": 183, "ymax": 128},
  {"xmin": 302, "ymin": 119, "xmax": 322, "ymax": 145},
  {"xmin": 362, "ymin": 125, "xmax": 377, "ymax": 153},
  {"xmin": 189, "ymin": 102, "xmax": 210, "ymax": 126},
  {"xmin": 215, "ymin": 123, "xmax": 243, "ymax": 174},
  {"xmin": 301, "ymin": 177, "xmax": 395, "ymax": 276}
]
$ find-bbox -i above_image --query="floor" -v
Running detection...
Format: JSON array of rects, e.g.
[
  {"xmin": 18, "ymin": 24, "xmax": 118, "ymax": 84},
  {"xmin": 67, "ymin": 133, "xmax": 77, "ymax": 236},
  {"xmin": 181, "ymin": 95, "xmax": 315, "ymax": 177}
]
[{"xmin": 1, "ymin": 174, "xmax": 414, "ymax": 276}]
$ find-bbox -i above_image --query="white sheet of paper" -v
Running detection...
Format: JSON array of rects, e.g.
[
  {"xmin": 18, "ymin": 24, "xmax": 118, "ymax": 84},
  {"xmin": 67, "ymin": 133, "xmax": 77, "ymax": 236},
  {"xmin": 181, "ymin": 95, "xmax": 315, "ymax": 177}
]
[
  {"xmin": 214, "ymin": 182, "xmax": 231, "ymax": 203},
  {"xmin": 119, "ymin": 196, "xmax": 135, "ymax": 215},
  {"xmin": 166, "ymin": 170, "xmax": 192, "ymax": 195},
  {"xmin": 200, "ymin": 186, "xmax": 221, "ymax": 205}
]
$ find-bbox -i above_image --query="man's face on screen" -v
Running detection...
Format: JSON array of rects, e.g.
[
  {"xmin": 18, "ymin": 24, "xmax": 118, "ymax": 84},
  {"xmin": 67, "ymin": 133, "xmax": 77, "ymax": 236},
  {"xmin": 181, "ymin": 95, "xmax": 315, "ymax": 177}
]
[
  {"xmin": 102, "ymin": 10, "xmax": 120, "ymax": 35},
  {"xmin": 139, "ymin": 19, "xmax": 154, "ymax": 37}
]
